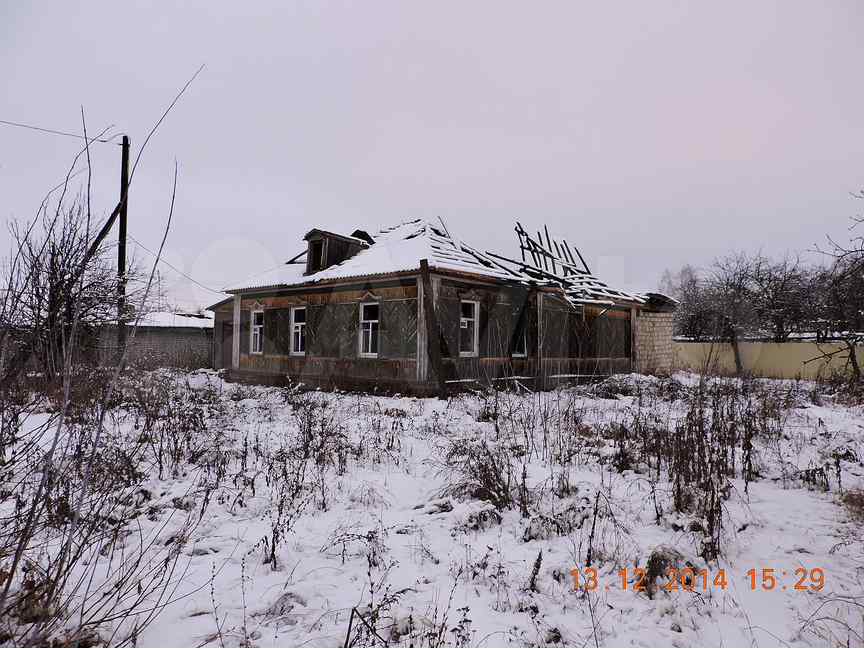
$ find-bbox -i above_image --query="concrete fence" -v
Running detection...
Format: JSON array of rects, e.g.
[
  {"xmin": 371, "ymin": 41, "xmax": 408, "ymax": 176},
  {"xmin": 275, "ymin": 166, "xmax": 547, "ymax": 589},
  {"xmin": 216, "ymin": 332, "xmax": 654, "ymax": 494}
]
[{"xmin": 673, "ymin": 340, "xmax": 864, "ymax": 380}]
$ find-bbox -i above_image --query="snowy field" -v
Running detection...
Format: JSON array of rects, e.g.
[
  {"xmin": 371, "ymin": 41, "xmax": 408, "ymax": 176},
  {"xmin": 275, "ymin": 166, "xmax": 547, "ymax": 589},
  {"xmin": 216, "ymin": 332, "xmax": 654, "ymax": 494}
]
[{"xmin": 4, "ymin": 371, "xmax": 864, "ymax": 648}]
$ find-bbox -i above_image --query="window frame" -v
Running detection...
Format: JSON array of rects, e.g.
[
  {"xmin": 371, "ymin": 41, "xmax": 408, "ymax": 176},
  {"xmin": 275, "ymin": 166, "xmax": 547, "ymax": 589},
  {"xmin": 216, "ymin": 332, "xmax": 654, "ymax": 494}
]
[
  {"xmin": 359, "ymin": 302, "xmax": 380, "ymax": 358},
  {"xmin": 250, "ymin": 309, "xmax": 264, "ymax": 355},
  {"xmin": 459, "ymin": 300, "xmax": 480, "ymax": 358},
  {"xmin": 290, "ymin": 306, "xmax": 306, "ymax": 356},
  {"xmin": 308, "ymin": 238, "xmax": 327, "ymax": 273},
  {"xmin": 512, "ymin": 325, "xmax": 527, "ymax": 358}
]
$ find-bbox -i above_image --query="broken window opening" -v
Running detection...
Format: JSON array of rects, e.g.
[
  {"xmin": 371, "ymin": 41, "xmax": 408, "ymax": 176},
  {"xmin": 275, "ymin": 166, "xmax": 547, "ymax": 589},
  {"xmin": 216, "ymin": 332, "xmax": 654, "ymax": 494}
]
[{"xmin": 459, "ymin": 300, "xmax": 479, "ymax": 357}]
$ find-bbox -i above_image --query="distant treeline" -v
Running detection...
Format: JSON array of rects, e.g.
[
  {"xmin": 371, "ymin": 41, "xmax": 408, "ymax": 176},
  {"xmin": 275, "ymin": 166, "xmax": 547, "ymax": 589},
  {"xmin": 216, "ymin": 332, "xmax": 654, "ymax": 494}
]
[{"xmin": 660, "ymin": 240, "xmax": 863, "ymax": 380}]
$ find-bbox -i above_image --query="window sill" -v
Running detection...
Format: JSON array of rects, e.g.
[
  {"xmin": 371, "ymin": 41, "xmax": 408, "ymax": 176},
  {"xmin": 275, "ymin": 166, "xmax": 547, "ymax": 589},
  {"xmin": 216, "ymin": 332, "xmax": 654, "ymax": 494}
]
[
  {"xmin": 359, "ymin": 353, "xmax": 379, "ymax": 359},
  {"xmin": 289, "ymin": 352, "xmax": 306, "ymax": 357},
  {"xmin": 459, "ymin": 352, "xmax": 479, "ymax": 358},
  {"xmin": 511, "ymin": 353, "xmax": 527, "ymax": 358},
  {"xmin": 250, "ymin": 351, "xmax": 263, "ymax": 356}
]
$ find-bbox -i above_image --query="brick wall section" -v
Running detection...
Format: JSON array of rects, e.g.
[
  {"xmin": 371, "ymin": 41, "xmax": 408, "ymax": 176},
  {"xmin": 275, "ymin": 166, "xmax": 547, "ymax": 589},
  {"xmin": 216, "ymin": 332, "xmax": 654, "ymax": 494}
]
[{"xmin": 634, "ymin": 311, "xmax": 674, "ymax": 374}]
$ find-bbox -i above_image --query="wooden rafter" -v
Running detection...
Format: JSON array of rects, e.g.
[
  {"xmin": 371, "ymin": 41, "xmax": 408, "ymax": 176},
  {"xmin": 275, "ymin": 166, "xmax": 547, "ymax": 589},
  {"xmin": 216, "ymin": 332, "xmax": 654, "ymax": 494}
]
[{"xmin": 495, "ymin": 223, "xmax": 643, "ymax": 307}]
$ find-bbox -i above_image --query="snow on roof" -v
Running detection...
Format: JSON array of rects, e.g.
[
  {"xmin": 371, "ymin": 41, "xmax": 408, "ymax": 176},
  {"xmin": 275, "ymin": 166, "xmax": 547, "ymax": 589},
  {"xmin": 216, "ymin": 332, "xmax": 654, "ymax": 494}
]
[
  {"xmin": 226, "ymin": 262, "xmax": 308, "ymax": 293},
  {"xmin": 303, "ymin": 228, "xmax": 370, "ymax": 246},
  {"xmin": 137, "ymin": 311, "xmax": 214, "ymax": 329},
  {"xmin": 224, "ymin": 218, "xmax": 642, "ymax": 306},
  {"xmin": 227, "ymin": 219, "xmax": 521, "ymax": 292},
  {"xmin": 565, "ymin": 277, "xmax": 644, "ymax": 306}
]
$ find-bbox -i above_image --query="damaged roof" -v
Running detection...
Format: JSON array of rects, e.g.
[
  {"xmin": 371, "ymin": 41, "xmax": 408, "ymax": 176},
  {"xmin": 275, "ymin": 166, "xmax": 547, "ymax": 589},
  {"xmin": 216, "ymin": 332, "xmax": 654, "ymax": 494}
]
[
  {"xmin": 226, "ymin": 219, "xmax": 520, "ymax": 292},
  {"xmin": 224, "ymin": 218, "xmax": 643, "ymax": 306}
]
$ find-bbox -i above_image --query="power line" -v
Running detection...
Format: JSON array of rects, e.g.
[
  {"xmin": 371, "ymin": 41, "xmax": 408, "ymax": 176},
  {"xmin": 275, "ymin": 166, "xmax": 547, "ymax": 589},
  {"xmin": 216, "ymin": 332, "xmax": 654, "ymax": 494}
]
[
  {"xmin": 0, "ymin": 118, "xmax": 120, "ymax": 144},
  {"xmin": 128, "ymin": 234, "xmax": 224, "ymax": 295}
]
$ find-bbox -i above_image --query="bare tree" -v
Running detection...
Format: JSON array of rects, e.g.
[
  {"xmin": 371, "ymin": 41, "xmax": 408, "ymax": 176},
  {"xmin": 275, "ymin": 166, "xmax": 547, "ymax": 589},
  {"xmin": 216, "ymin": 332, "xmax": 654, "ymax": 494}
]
[
  {"xmin": 708, "ymin": 252, "xmax": 761, "ymax": 374},
  {"xmin": 3, "ymin": 196, "xmax": 161, "ymax": 384},
  {"xmin": 812, "ymin": 265, "xmax": 864, "ymax": 381},
  {"xmin": 0, "ymin": 67, "xmax": 204, "ymax": 646},
  {"xmin": 664, "ymin": 252, "xmax": 821, "ymax": 374},
  {"xmin": 748, "ymin": 254, "xmax": 816, "ymax": 343},
  {"xmin": 660, "ymin": 265, "xmax": 719, "ymax": 341},
  {"xmin": 811, "ymin": 195, "xmax": 864, "ymax": 381},
  {"xmin": 0, "ymin": 167, "xmax": 192, "ymax": 647}
]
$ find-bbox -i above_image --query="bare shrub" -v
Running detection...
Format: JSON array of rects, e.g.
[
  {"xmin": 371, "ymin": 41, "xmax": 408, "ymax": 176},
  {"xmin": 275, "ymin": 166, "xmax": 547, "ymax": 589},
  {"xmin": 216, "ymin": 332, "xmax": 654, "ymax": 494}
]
[
  {"xmin": 439, "ymin": 437, "xmax": 516, "ymax": 510},
  {"xmin": 0, "ymin": 366, "xmax": 210, "ymax": 646},
  {"xmin": 261, "ymin": 446, "xmax": 310, "ymax": 570},
  {"xmin": 841, "ymin": 490, "xmax": 864, "ymax": 523}
]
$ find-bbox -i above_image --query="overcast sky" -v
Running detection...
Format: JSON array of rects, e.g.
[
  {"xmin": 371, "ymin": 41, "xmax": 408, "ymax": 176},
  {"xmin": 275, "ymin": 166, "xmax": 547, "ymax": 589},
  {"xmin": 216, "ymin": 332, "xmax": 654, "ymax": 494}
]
[{"xmin": 2, "ymin": 1, "xmax": 863, "ymax": 310}]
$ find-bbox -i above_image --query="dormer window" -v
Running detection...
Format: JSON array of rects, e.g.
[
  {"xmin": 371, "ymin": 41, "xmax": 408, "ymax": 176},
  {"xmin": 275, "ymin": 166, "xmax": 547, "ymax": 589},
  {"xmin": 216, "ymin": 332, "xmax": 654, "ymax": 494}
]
[
  {"xmin": 303, "ymin": 228, "xmax": 371, "ymax": 275},
  {"xmin": 308, "ymin": 239, "xmax": 326, "ymax": 273}
]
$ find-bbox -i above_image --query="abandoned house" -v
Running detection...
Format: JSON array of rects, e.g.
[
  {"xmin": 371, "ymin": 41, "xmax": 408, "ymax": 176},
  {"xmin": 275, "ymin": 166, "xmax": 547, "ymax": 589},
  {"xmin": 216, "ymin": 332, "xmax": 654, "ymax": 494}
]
[{"xmin": 209, "ymin": 219, "xmax": 676, "ymax": 393}]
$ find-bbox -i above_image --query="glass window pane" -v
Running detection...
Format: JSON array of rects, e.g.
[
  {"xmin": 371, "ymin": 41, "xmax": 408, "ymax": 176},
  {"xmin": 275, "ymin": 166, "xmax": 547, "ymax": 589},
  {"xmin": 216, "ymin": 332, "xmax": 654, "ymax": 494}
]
[
  {"xmin": 460, "ymin": 321, "xmax": 475, "ymax": 353},
  {"xmin": 253, "ymin": 311, "xmax": 264, "ymax": 325},
  {"xmin": 461, "ymin": 302, "xmax": 474, "ymax": 319},
  {"xmin": 514, "ymin": 329, "xmax": 526, "ymax": 355},
  {"xmin": 362, "ymin": 303, "xmax": 379, "ymax": 321},
  {"xmin": 293, "ymin": 308, "xmax": 305, "ymax": 323},
  {"xmin": 370, "ymin": 321, "xmax": 378, "ymax": 353}
]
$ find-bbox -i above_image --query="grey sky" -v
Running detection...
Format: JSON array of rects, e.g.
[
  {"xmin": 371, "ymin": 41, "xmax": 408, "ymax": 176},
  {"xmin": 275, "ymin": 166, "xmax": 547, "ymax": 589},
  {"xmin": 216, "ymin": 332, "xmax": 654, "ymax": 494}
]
[{"xmin": 2, "ymin": 1, "xmax": 862, "ymax": 310}]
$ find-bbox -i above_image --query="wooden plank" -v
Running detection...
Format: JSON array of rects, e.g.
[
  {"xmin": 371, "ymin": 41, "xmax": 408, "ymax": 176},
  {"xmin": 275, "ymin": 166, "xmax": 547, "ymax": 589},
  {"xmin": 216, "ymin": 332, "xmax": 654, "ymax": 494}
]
[
  {"xmin": 537, "ymin": 231, "xmax": 549, "ymax": 271},
  {"xmin": 240, "ymin": 285, "xmax": 417, "ymax": 309},
  {"xmin": 543, "ymin": 225, "xmax": 557, "ymax": 274},
  {"xmin": 536, "ymin": 291, "xmax": 544, "ymax": 389},
  {"xmin": 565, "ymin": 239, "xmax": 591, "ymax": 274},
  {"xmin": 420, "ymin": 259, "xmax": 444, "ymax": 391},
  {"xmin": 231, "ymin": 294, "xmax": 241, "ymax": 369},
  {"xmin": 416, "ymin": 274, "xmax": 427, "ymax": 381}
]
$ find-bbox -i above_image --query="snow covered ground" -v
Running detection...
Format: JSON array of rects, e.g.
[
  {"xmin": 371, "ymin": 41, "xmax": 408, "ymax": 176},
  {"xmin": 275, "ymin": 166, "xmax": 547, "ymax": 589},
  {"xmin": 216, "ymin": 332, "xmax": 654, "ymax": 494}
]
[{"xmin": 9, "ymin": 371, "xmax": 863, "ymax": 648}]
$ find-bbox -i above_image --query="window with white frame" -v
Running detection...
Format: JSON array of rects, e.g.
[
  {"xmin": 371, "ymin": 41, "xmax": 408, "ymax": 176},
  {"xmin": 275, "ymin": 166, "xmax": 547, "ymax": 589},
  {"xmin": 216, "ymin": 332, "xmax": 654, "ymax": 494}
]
[
  {"xmin": 359, "ymin": 303, "xmax": 379, "ymax": 357},
  {"xmin": 459, "ymin": 300, "xmax": 479, "ymax": 357},
  {"xmin": 512, "ymin": 326, "xmax": 527, "ymax": 357},
  {"xmin": 251, "ymin": 310, "xmax": 264, "ymax": 354},
  {"xmin": 290, "ymin": 306, "xmax": 306, "ymax": 355}
]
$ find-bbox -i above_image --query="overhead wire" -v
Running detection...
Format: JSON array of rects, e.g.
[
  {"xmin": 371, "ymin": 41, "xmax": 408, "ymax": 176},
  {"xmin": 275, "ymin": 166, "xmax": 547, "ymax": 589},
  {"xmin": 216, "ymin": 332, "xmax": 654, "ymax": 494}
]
[
  {"xmin": 0, "ymin": 118, "xmax": 120, "ymax": 144},
  {"xmin": 128, "ymin": 234, "xmax": 224, "ymax": 295}
]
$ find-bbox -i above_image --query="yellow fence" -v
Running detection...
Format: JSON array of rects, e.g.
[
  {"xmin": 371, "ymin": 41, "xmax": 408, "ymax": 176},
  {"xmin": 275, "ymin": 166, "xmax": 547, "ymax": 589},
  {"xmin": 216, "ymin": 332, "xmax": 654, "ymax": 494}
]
[{"xmin": 673, "ymin": 341, "xmax": 864, "ymax": 380}]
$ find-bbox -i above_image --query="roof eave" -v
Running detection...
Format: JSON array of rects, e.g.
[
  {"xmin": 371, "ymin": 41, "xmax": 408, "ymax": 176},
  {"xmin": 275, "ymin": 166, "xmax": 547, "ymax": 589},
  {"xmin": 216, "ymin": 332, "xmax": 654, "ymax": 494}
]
[
  {"xmin": 225, "ymin": 263, "xmax": 533, "ymax": 295},
  {"xmin": 206, "ymin": 296, "xmax": 233, "ymax": 311},
  {"xmin": 303, "ymin": 228, "xmax": 371, "ymax": 247}
]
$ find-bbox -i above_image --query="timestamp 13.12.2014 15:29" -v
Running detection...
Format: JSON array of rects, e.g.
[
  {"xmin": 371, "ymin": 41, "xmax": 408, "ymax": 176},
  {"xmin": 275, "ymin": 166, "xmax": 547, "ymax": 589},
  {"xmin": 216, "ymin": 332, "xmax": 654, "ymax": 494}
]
[{"xmin": 570, "ymin": 566, "xmax": 826, "ymax": 593}]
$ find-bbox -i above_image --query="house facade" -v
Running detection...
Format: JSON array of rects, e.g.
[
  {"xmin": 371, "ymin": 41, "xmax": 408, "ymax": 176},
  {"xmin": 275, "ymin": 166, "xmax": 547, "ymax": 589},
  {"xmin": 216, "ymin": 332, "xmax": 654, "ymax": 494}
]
[{"xmin": 210, "ymin": 220, "xmax": 674, "ymax": 393}]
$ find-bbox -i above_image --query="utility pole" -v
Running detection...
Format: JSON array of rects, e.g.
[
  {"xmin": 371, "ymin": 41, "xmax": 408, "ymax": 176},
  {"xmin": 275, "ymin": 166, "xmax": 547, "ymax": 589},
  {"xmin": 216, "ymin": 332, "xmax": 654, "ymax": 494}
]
[{"xmin": 117, "ymin": 135, "xmax": 130, "ymax": 359}]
